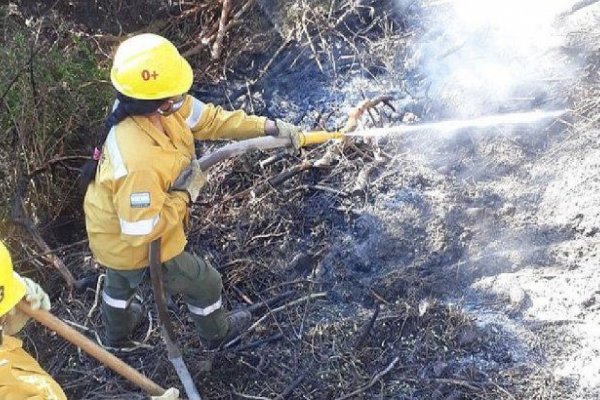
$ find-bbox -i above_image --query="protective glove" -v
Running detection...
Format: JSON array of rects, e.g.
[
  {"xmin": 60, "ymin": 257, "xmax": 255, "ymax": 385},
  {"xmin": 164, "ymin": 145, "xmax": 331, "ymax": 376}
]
[
  {"xmin": 22, "ymin": 276, "xmax": 51, "ymax": 310},
  {"xmin": 171, "ymin": 159, "xmax": 207, "ymax": 202},
  {"xmin": 4, "ymin": 276, "xmax": 51, "ymax": 335},
  {"xmin": 275, "ymin": 119, "xmax": 303, "ymax": 153},
  {"xmin": 150, "ymin": 388, "xmax": 180, "ymax": 400}
]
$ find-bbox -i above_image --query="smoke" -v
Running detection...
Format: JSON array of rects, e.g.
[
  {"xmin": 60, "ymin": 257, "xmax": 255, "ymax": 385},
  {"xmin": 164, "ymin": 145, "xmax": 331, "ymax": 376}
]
[
  {"xmin": 386, "ymin": 0, "xmax": 587, "ymax": 282},
  {"xmin": 401, "ymin": 0, "xmax": 579, "ymax": 118}
]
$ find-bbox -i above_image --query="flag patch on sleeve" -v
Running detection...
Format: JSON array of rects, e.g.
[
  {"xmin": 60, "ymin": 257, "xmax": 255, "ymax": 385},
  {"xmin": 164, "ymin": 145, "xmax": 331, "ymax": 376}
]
[{"xmin": 130, "ymin": 192, "xmax": 151, "ymax": 208}]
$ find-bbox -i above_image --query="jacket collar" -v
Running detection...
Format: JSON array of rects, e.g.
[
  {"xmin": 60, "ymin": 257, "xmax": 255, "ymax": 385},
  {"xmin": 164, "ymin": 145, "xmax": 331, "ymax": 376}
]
[
  {"xmin": 131, "ymin": 116, "xmax": 174, "ymax": 151},
  {"xmin": 131, "ymin": 115, "xmax": 194, "ymax": 158}
]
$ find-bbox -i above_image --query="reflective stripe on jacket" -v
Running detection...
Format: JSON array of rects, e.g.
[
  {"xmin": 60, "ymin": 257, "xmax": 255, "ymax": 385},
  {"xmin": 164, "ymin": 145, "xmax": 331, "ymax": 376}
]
[
  {"xmin": 0, "ymin": 335, "xmax": 67, "ymax": 400},
  {"xmin": 84, "ymin": 95, "xmax": 266, "ymax": 269}
]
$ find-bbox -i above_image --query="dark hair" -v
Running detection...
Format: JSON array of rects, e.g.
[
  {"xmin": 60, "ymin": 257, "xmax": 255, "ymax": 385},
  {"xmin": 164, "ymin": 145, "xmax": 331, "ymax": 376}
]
[{"xmin": 79, "ymin": 92, "xmax": 166, "ymax": 191}]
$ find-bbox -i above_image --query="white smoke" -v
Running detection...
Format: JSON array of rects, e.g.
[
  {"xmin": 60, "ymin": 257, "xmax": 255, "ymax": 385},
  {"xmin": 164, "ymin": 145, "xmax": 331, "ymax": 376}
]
[{"xmin": 403, "ymin": 0, "xmax": 579, "ymax": 117}]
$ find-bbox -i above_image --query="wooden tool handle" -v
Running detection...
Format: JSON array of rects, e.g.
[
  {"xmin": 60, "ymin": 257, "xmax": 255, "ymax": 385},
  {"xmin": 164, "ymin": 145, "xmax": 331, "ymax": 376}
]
[{"xmin": 16, "ymin": 301, "xmax": 165, "ymax": 396}]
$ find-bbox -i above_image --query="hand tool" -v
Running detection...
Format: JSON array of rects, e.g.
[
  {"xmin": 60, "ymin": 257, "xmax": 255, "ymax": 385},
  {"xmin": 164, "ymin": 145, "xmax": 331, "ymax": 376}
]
[{"xmin": 16, "ymin": 300, "xmax": 166, "ymax": 397}]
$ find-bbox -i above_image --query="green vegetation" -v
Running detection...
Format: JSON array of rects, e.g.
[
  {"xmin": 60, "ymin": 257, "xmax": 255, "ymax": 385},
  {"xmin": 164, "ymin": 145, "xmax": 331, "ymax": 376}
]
[{"xmin": 0, "ymin": 7, "xmax": 112, "ymax": 227}]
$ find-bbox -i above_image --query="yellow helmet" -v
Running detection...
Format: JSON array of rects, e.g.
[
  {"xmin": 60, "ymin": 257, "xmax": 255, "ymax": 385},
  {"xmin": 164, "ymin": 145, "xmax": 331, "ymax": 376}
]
[
  {"xmin": 0, "ymin": 241, "xmax": 26, "ymax": 318},
  {"xmin": 110, "ymin": 33, "xmax": 193, "ymax": 100}
]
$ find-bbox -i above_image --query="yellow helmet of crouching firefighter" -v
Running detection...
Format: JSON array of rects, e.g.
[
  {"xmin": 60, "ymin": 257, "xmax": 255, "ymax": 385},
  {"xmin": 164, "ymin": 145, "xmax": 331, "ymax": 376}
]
[{"xmin": 0, "ymin": 241, "xmax": 26, "ymax": 317}]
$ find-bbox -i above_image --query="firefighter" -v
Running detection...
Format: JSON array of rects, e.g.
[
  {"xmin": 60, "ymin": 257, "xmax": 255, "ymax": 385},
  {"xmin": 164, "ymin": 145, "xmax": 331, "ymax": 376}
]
[
  {"xmin": 81, "ymin": 33, "xmax": 302, "ymax": 348},
  {"xmin": 0, "ymin": 241, "xmax": 66, "ymax": 400},
  {"xmin": 0, "ymin": 241, "xmax": 179, "ymax": 399}
]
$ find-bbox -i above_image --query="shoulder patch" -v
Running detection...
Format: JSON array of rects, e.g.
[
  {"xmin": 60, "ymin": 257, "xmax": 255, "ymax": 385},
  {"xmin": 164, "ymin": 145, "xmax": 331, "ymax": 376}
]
[{"xmin": 130, "ymin": 192, "xmax": 151, "ymax": 208}]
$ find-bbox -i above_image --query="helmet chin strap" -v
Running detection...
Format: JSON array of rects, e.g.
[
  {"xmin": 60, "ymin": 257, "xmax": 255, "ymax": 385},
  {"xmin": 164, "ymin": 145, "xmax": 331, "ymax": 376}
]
[
  {"xmin": 156, "ymin": 107, "xmax": 176, "ymax": 117},
  {"xmin": 157, "ymin": 97, "xmax": 185, "ymax": 116}
]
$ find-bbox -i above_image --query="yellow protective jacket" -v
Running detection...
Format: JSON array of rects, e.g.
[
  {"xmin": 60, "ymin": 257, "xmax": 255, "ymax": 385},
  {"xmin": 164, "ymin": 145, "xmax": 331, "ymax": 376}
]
[
  {"xmin": 0, "ymin": 335, "xmax": 67, "ymax": 400},
  {"xmin": 84, "ymin": 95, "xmax": 267, "ymax": 269}
]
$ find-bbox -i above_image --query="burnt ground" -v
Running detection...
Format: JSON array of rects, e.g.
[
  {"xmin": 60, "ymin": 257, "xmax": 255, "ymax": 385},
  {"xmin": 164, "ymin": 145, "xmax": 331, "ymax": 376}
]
[{"xmin": 10, "ymin": 1, "xmax": 600, "ymax": 399}]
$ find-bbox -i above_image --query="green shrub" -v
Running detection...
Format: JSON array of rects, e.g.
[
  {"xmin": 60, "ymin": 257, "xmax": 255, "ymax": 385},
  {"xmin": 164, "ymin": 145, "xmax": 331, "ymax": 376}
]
[{"xmin": 0, "ymin": 7, "xmax": 112, "ymax": 230}]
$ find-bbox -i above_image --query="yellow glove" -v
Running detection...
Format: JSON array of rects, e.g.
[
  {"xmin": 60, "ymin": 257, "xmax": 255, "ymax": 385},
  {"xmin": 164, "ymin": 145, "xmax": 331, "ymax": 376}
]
[
  {"xmin": 171, "ymin": 159, "xmax": 207, "ymax": 202},
  {"xmin": 150, "ymin": 388, "xmax": 180, "ymax": 400},
  {"xmin": 275, "ymin": 119, "xmax": 303, "ymax": 152},
  {"xmin": 4, "ymin": 276, "xmax": 51, "ymax": 335}
]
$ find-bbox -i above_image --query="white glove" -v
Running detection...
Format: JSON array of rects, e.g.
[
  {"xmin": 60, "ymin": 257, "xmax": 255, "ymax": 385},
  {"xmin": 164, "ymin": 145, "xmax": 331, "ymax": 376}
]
[
  {"xmin": 22, "ymin": 276, "xmax": 51, "ymax": 311},
  {"xmin": 4, "ymin": 276, "xmax": 51, "ymax": 335},
  {"xmin": 171, "ymin": 159, "xmax": 207, "ymax": 202},
  {"xmin": 151, "ymin": 388, "xmax": 180, "ymax": 400}
]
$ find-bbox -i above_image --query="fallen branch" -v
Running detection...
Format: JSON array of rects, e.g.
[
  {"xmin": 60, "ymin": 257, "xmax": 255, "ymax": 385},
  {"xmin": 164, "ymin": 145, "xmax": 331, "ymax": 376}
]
[
  {"xmin": 354, "ymin": 303, "xmax": 380, "ymax": 350},
  {"xmin": 184, "ymin": 0, "xmax": 257, "ymax": 58},
  {"xmin": 13, "ymin": 238, "xmax": 89, "ymax": 266},
  {"xmin": 301, "ymin": 184, "xmax": 349, "ymax": 197},
  {"xmin": 10, "ymin": 174, "xmax": 76, "ymax": 290},
  {"xmin": 259, "ymin": 153, "xmax": 287, "ymax": 169},
  {"xmin": 343, "ymin": 95, "xmax": 394, "ymax": 133},
  {"xmin": 277, "ymin": 372, "xmax": 307, "ymax": 399},
  {"xmin": 247, "ymin": 290, "xmax": 296, "ymax": 313},
  {"xmin": 86, "ymin": 273, "xmax": 105, "ymax": 319},
  {"xmin": 232, "ymin": 285, "xmax": 254, "ymax": 305},
  {"xmin": 314, "ymin": 94, "xmax": 394, "ymax": 168},
  {"xmin": 253, "ymin": 161, "xmax": 314, "ymax": 196},
  {"xmin": 233, "ymin": 333, "xmax": 284, "ymax": 352},
  {"xmin": 214, "ymin": 94, "xmax": 395, "ymax": 196},
  {"xmin": 335, "ymin": 356, "xmax": 400, "ymax": 400},
  {"xmin": 232, "ymin": 392, "xmax": 271, "ymax": 400},
  {"xmin": 352, "ymin": 164, "xmax": 375, "ymax": 194},
  {"xmin": 230, "ymin": 0, "xmax": 257, "ymax": 24},
  {"xmin": 224, "ymin": 292, "xmax": 328, "ymax": 348},
  {"xmin": 211, "ymin": 0, "xmax": 232, "ymax": 60},
  {"xmin": 352, "ymin": 149, "xmax": 389, "ymax": 193}
]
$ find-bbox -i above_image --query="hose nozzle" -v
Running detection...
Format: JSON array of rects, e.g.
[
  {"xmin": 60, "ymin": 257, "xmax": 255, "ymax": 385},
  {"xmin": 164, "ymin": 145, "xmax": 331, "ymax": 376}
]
[{"xmin": 297, "ymin": 130, "xmax": 344, "ymax": 148}]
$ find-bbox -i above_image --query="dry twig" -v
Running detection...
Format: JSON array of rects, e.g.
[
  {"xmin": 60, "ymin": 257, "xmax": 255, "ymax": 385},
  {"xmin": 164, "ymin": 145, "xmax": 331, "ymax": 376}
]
[
  {"xmin": 335, "ymin": 356, "xmax": 400, "ymax": 400},
  {"xmin": 224, "ymin": 292, "xmax": 328, "ymax": 348},
  {"xmin": 211, "ymin": 0, "xmax": 232, "ymax": 60},
  {"xmin": 10, "ymin": 175, "xmax": 76, "ymax": 289}
]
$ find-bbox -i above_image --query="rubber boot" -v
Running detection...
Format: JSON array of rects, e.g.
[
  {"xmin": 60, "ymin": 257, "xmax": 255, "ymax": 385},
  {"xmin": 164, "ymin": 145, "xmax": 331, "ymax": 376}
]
[
  {"xmin": 103, "ymin": 299, "xmax": 145, "ymax": 348},
  {"xmin": 206, "ymin": 309, "xmax": 252, "ymax": 349}
]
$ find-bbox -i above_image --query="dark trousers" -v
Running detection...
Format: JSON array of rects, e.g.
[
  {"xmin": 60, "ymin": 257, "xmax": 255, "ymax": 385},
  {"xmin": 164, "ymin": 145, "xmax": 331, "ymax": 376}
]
[{"xmin": 101, "ymin": 251, "xmax": 228, "ymax": 343}]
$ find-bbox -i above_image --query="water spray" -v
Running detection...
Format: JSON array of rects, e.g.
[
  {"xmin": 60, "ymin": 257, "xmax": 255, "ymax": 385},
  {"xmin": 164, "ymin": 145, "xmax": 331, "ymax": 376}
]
[
  {"xmin": 198, "ymin": 109, "xmax": 567, "ymax": 170},
  {"xmin": 301, "ymin": 109, "xmax": 567, "ymax": 143},
  {"xmin": 343, "ymin": 109, "xmax": 567, "ymax": 139}
]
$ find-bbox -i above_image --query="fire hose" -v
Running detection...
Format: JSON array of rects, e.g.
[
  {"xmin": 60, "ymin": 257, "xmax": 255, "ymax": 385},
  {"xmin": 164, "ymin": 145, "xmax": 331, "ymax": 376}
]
[
  {"xmin": 197, "ymin": 130, "xmax": 343, "ymax": 170},
  {"xmin": 147, "ymin": 129, "xmax": 344, "ymax": 399}
]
